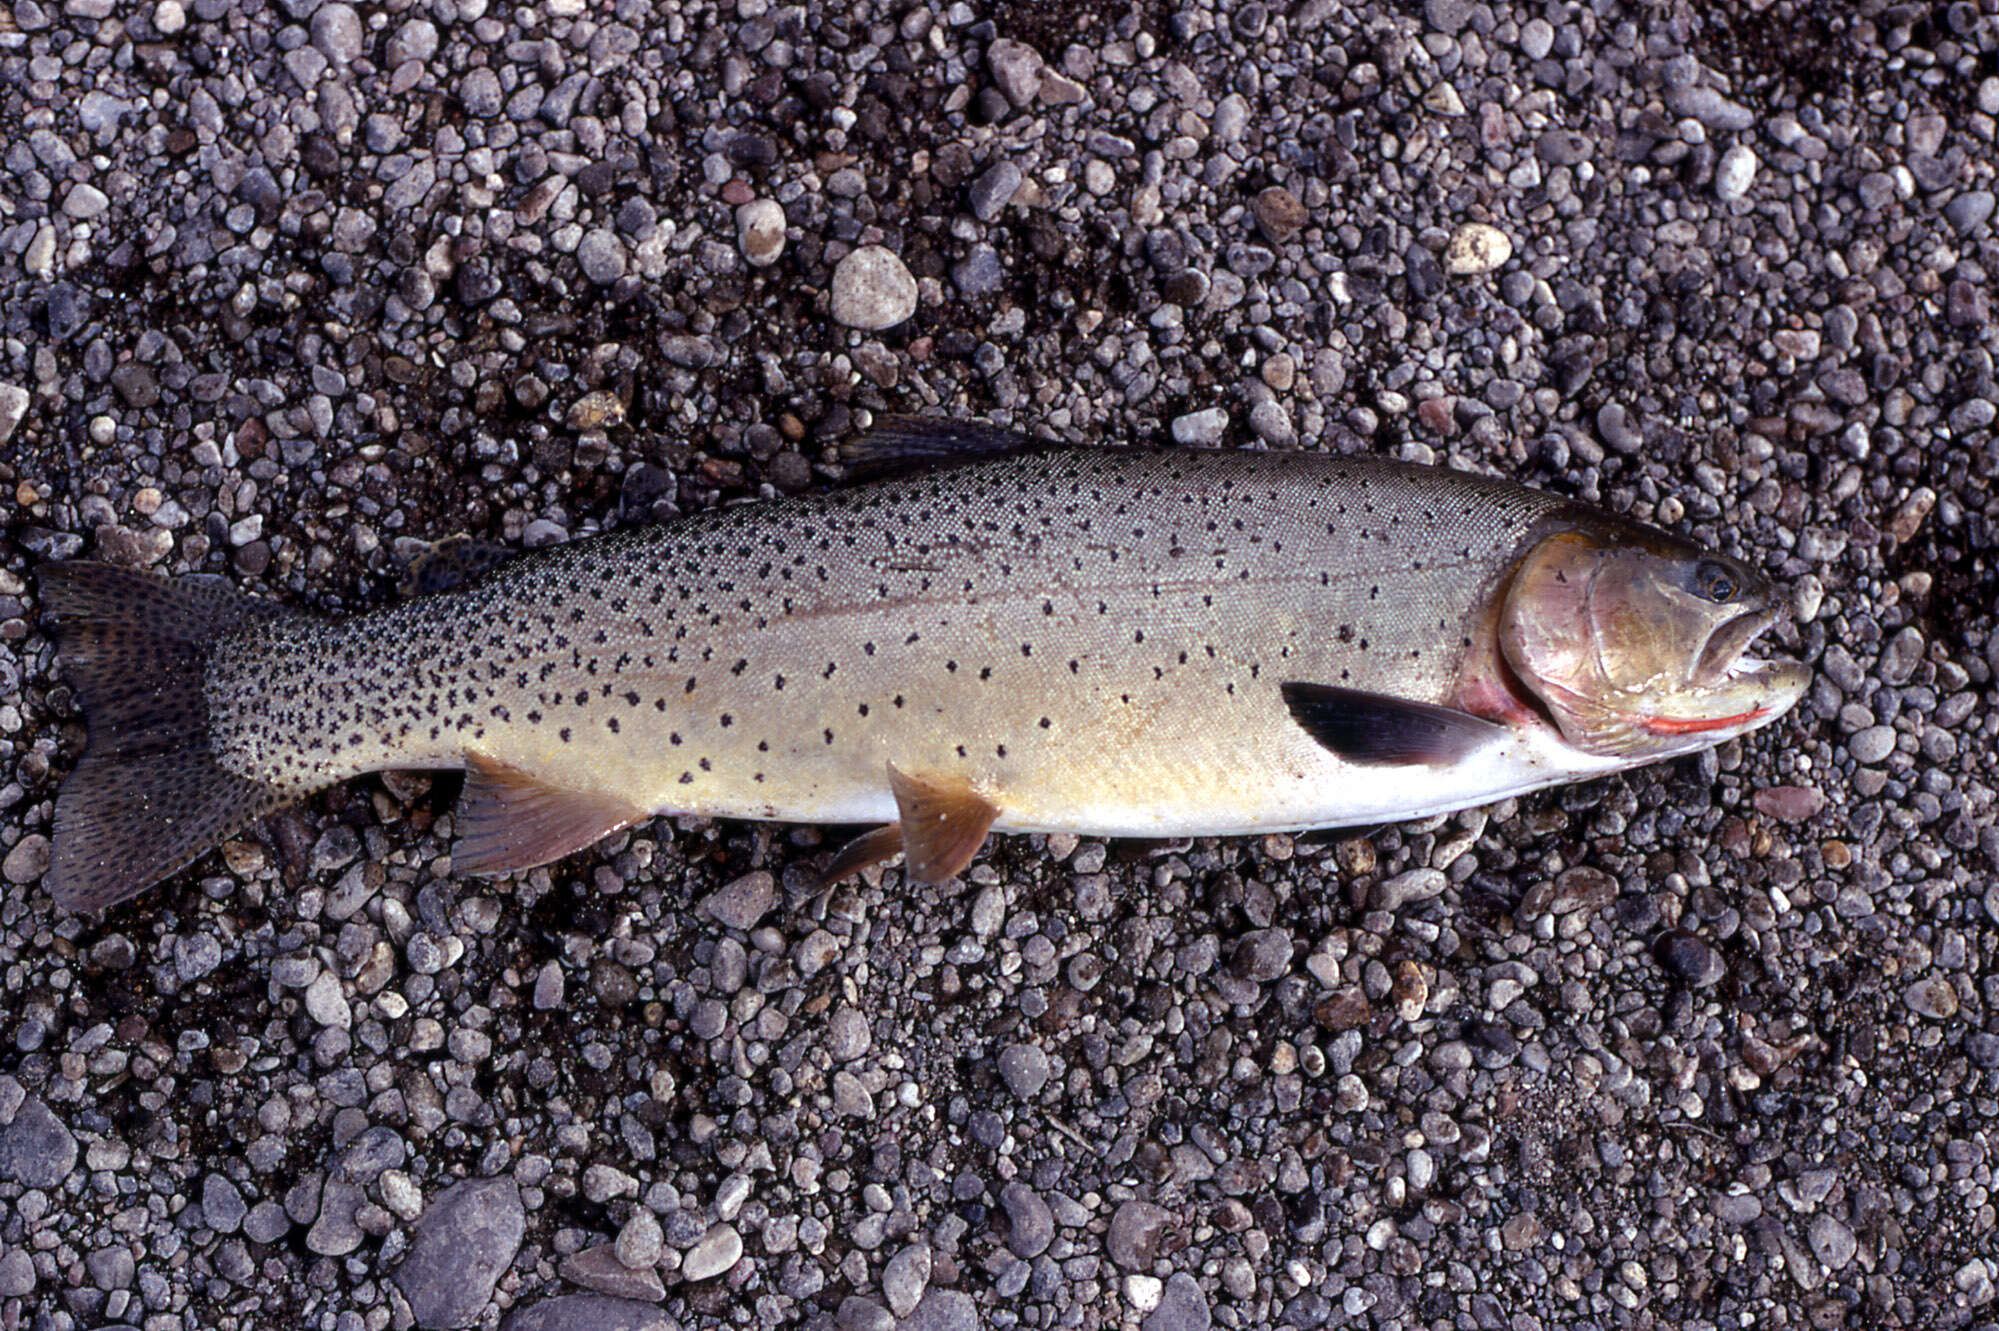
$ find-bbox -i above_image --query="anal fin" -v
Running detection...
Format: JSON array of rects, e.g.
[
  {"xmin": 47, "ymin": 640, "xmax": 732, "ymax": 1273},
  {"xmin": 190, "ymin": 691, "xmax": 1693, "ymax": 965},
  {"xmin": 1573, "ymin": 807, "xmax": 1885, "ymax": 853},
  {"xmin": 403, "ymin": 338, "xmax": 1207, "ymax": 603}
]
[
  {"xmin": 887, "ymin": 764, "xmax": 1001, "ymax": 882},
  {"xmin": 1281, "ymin": 682, "xmax": 1509, "ymax": 766},
  {"xmin": 453, "ymin": 753, "xmax": 649, "ymax": 877}
]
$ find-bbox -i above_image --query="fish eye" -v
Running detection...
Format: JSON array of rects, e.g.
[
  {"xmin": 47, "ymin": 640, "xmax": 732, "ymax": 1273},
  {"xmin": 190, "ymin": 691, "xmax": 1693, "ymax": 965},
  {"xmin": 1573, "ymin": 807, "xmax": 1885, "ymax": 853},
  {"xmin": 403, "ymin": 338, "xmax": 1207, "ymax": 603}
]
[{"xmin": 1692, "ymin": 560, "xmax": 1738, "ymax": 604}]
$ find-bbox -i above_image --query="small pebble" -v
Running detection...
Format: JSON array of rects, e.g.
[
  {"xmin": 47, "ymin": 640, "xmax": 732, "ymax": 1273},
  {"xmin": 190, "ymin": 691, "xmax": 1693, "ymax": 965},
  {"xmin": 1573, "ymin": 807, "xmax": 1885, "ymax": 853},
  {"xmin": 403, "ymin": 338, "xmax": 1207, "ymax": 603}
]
[
  {"xmin": 831, "ymin": 246, "xmax": 919, "ymax": 330},
  {"xmin": 681, "ymin": 1224, "xmax": 743, "ymax": 1281},
  {"xmin": 1443, "ymin": 223, "xmax": 1512, "ymax": 275},
  {"xmin": 736, "ymin": 200, "xmax": 788, "ymax": 268}
]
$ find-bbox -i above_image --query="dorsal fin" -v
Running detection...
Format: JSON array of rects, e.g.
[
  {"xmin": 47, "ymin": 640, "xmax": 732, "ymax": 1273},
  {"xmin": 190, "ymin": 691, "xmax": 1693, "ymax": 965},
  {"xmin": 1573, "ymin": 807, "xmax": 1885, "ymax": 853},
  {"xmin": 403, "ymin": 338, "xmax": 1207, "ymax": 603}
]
[{"xmin": 842, "ymin": 416, "xmax": 1055, "ymax": 481}]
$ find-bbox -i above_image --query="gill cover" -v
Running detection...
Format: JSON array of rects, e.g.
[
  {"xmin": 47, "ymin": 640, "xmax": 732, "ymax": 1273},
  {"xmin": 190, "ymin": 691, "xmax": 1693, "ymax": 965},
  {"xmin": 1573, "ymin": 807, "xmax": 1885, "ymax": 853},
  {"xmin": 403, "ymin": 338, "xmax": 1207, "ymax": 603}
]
[{"xmin": 1499, "ymin": 530, "xmax": 1807, "ymax": 758}]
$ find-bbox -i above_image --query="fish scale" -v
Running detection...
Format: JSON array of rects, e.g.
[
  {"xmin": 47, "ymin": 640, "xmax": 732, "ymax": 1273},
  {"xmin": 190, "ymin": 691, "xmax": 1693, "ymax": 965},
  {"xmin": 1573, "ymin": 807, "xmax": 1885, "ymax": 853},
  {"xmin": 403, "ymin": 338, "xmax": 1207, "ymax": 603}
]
[{"xmin": 36, "ymin": 423, "xmax": 1809, "ymax": 910}]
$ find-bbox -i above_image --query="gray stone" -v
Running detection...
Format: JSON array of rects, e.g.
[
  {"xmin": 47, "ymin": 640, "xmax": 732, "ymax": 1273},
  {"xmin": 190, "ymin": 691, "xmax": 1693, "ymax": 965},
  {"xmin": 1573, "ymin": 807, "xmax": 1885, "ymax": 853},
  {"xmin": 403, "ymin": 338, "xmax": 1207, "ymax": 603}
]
[
  {"xmin": 1712, "ymin": 1193, "xmax": 1762, "ymax": 1224},
  {"xmin": 826, "ymin": 1006, "xmax": 871, "ymax": 1061},
  {"xmin": 559, "ymin": 1244, "xmax": 666, "ymax": 1301},
  {"xmin": 1944, "ymin": 189, "xmax": 1995, "ymax": 235},
  {"xmin": 1170, "ymin": 407, "xmax": 1228, "ymax": 446},
  {"xmin": 0, "ymin": 384, "xmax": 28, "ymax": 446},
  {"xmin": 969, "ymin": 160, "xmax": 1022, "ymax": 222},
  {"xmin": 831, "ymin": 246, "xmax": 918, "ymax": 330},
  {"xmin": 736, "ymin": 200, "xmax": 786, "ymax": 267},
  {"xmin": 578, "ymin": 230, "xmax": 628, "ymax": 284},
  {"xmin": 1596, "ymin": 402, "xmax": 1642, "ymax": 453},
  {"xmin": 1848, "ymin": 726, "xmax": 1896, "ymax": 765},
  {"xmin": 1424, "ymin": 0, "xmax": 1469, "ymax": 34},
  {"xmin": 681, "ymin": 1223, "xmax": 742, "ymax": 1281},
  {"xmin": 1667, "ymin": 86, "xmax": 1754, "ymax": 133},
  {"xmin": 882, "ymin": 1240, "xmax": 931, "ymax": 1317},
  {"xmin": 307, "ymin": 1179, "xmax": 366, "ymax": 1257},
  {"xmin": 952, "ymin": 244, "xmax": 1005, "ymax": 297},
  {"xmin": 501, "ymin": 1296, "xmax": 677, "ymax": 1331},
  {"xmin": 2, "ymin": 835, "xmax": 49, "ymax": 886},
  {"xmin": 900, "ymin": 1290, "xmax": 980, "ymax": 1331},
  {"xmin": 87, "ymin": 1244, "xmax": 134, "ymax": 1289},
  {"xmin": 395, "ymin": 1177, "xmax": 525, "ymax": 1328},
  {"xmin": 244, "ymin": 1200, "xmax": 292, "ymax": 1244},
  {"xmin": 304, "ymin": 970, "xmax": 351, "ymax": 1028},
  {"xmin": 614, "ymin": 1208, "xmax": 663, "ymax": 1270},
  {"xmin": 1108, "ymin": 1201, "xmax": 1174, "ymax": 1269},
  {"xmin": 461, "ymin": 67, "xmax": 504, "ymax": 119},
  {"xmin": 0, "ymin": 1097, "xmax": 76, "ymax": 1189},
  {"xmin": 1878, "ymin": 627, "xmax": 1925, "ymax": 685},
  {"xmin": 1374, "ymin": 868, "xmax": 1447, "ymax": 911},
  {"xmin": 1808, "ymin": 1214, "xmax": 1857, "ymax": 1271},
  {"xmin": 0, "ymin": 1247, "xmax": 32, "ymax": 1297},
  {"xmin": 987, "ymin": 38, "xmax": 1044, "ymax": 107},
  {"xmin": 838, "ymin": 1297, "xmax": 895, "ymax": 1331},
  {"xmin": 1144, "ymin": 1272, "xmax": 1213, "ymax": 1331},
  {"xmin": 999, "ymin": 1181, "xmax": 1054, "ymax": 1258},
  {"xmin": 997, "ymin": 1043, "xmax": 1049, "ymax": 1100},
  {"xmin": 63, "ymin": 182, "xmax": 109, "ymax": 219},
  {"xmin": 1715, "ymin": 145, "xmax": 1757, "ymax": 202},
  {"xmin": 204, "ymin": 1174, "xmax": 249, "ymax": 1233},
  {"xmin": 701, "ymin": 871, "xmax": 775, "ymax": 930},
  {"xmin": 311, "ymin": 3, "xmax": 362, "ymax": 61},
  {"xmin": 1232, "ymin": 928, "xmax": 1292, "ymax": 982}
]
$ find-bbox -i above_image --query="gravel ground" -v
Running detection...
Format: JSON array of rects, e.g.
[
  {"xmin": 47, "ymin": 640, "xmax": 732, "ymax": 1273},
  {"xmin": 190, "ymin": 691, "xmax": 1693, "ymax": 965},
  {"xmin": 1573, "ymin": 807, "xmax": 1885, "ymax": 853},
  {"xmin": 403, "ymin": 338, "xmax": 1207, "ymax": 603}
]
[{"xmin": 3, "ymin": 0, "xmax": 1998, "ymax": 1327}]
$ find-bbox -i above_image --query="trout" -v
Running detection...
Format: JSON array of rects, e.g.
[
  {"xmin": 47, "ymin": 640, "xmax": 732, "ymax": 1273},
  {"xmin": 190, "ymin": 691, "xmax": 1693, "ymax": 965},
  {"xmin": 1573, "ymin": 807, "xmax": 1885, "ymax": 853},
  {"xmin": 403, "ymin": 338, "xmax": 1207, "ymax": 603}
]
[{"xmin": 37, "ymin": 420, "xmax": 1809, "ymax": 911}]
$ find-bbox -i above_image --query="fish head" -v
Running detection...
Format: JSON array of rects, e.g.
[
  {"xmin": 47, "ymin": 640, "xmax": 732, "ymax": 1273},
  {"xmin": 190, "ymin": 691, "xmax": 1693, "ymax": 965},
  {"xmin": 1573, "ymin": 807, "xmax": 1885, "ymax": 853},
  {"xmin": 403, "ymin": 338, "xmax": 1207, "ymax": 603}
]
[{"xmin": 1499, "ymin": 527, "xmax": 1810, "ymax": 758}]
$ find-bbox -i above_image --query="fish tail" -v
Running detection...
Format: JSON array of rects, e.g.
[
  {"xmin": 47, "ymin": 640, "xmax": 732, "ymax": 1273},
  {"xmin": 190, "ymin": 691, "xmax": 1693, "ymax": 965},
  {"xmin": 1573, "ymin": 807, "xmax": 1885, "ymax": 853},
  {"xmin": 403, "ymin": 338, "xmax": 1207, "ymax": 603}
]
[{"xmin": 37, "ymin": 562, "xmax": 294, "ymax": 912}]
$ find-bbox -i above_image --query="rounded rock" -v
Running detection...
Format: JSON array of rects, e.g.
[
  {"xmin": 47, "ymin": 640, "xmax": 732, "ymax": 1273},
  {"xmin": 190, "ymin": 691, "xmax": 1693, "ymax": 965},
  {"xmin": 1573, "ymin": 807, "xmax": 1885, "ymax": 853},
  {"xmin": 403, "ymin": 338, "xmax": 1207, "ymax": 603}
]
[
  {"xmin": 682, "ymin": 1223, "xmax": 743, "ymax": 1281},
  {"xmin": 1906, "ymin": 976, "xmax": 1960, "ymax": 1021},
  {"xmin": 615, "ymin": 1209, "xmax": 663, "ymax": 1270},
  {"xmin": 1170, "ymin": 407, "xmax": 1229, "ymax": 446},
  {"xmin": 998, "ymin": 1182, "xmax": 1054, "ymax": 1258},
  {"xmin": 1848, "ymin": 726, "xmax": 1896, "ymax": 765},
  {"xmin": 1808, "ymin": 1214, "xmax": 1857, "ymax": 1271},
  {"xmin": 1443, "ymin": 223, "xmax": 1512, "ymax": 275},
  {"xmin": 460, "ymin": 67, "xmax": 503, "ymax": 119},
  {"xmin": 1108, "ymin": 1201, "xmax": 1174, "ymax": 1270},
  {"xmin": 1654, "ymin": 930, "xmax": 1724, "ymax": 988},
  {"xmin": 831, "ymin": 246, "xmax": 918, "ymax": 330},
  {"xmin": 997, "ymin": 1043, "xmax": 1050, "ymax": 1100},
  {"xmin": 882, "ymin": 1241, "xmax": 932, "ymax": 1318},
  {"xmin": 2, "ymin": 835, "xmax": 49, "ymax": 886},
  {"xmin": 1252, "ymin": 186, "xmax": 1307, "ymax": 243},
  {"xmin": 577, "ymin": 230, "xmax": 628, "ymax": 285},
  {"xmin": 1715, "ymin": 144, "xmax": 1758, "ymax": 202},
  {"xmin": 701, "ymin": 871, "xmax": 775, "ymax": 931},
  {"xmin": 826, "ymin": 1006, "xmax": 872, "ymax": 1061},
  {"xmin": 737, "ymin": 199, "xmax": 787, "ymax": 267}
]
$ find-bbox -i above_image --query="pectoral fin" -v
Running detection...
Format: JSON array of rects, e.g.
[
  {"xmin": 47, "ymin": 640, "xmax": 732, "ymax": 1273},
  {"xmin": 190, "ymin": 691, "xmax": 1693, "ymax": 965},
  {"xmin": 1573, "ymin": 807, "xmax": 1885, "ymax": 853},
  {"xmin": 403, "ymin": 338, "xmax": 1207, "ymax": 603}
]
[
  {"xmin": 1281, "ymin": 682, "xmax": 1508, "ymax": 766},
  {"xmin": 453, "ymin": 753, "xmax": 650, "ymax": 877}
]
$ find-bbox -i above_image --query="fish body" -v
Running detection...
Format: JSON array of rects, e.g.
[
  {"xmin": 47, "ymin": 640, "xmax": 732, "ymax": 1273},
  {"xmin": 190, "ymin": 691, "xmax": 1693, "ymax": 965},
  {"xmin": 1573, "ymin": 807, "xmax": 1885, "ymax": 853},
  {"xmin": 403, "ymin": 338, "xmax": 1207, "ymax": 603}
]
[{"xmin": 38, "ymin": 423, "xmax": 1810, "ymax": 911}]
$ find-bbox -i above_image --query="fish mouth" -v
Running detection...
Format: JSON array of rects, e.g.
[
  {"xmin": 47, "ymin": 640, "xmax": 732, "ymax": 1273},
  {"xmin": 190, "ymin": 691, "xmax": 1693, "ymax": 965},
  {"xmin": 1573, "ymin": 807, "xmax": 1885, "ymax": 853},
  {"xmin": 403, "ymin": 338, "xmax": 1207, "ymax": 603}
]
[
  {"xmin": 1693, "ymin": 604, "xmax": 1778, "ymax": 688},
  {"xmin": 1640, "ymin": 604, "xmax": 1809, "ymax": 738}
]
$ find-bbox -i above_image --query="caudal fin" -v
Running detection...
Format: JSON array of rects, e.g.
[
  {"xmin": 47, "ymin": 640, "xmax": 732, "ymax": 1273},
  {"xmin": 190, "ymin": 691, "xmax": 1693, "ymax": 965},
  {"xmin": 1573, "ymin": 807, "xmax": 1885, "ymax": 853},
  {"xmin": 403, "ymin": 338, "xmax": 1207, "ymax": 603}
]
[{"xmin": 37, "ymin": 563, "xmax": 294, "ymax": 912}]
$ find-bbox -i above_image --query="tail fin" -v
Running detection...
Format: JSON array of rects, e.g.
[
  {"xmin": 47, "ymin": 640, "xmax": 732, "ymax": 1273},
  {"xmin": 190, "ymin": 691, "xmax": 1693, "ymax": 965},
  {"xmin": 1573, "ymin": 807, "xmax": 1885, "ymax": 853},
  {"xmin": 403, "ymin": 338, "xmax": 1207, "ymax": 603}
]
[{"xmin": 37, "ymin": 563, "xmax": 295, "ymax": 912}]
